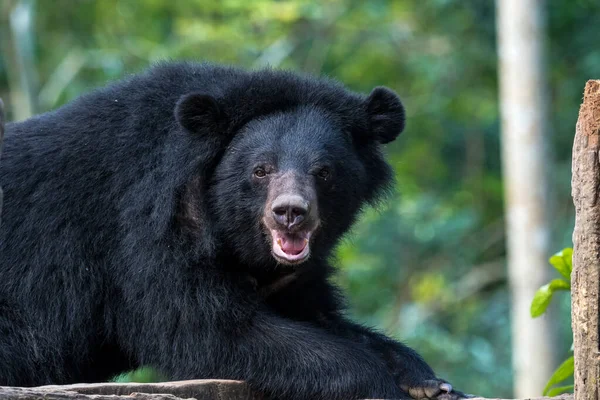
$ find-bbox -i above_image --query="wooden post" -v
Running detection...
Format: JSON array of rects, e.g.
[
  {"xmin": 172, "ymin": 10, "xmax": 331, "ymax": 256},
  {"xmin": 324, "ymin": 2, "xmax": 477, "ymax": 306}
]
[{"xmin": 572, "ymin": 80, "xmax": 600, "ymax": 400}]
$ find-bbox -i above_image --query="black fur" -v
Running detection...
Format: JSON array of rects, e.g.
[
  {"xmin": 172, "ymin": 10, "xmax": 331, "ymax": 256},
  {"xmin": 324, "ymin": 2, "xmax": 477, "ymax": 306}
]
[{"xmin": 0, "ymin": 61, "xmax": 462, "ymax": 400}]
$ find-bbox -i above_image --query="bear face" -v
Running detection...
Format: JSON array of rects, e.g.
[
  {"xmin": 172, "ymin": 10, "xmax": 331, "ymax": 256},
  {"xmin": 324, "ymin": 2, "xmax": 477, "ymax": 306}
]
[
  {"xmin": 212, "ymin": 106, "xmax": 362, "ymax": 267},
  {"xmin": 176, "ymin": 86, "xmax": 406, "ymax": 269}
]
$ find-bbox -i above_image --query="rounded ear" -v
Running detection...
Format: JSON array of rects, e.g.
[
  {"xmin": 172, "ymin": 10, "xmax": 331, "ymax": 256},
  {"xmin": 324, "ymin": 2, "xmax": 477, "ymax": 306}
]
[
  {"xmin": 365, "ymin": 86, "xmax": 405, "ymax": 144},
  {"xmin": 175, "ymin": 92, "xmax": 225, "ymax": 133}
]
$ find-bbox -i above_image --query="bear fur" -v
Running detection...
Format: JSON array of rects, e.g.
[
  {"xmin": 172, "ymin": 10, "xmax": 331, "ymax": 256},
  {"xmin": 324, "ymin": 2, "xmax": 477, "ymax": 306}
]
[{"xmin": 0, "ymin": 61, "xmax": 464, "ymax": 400}]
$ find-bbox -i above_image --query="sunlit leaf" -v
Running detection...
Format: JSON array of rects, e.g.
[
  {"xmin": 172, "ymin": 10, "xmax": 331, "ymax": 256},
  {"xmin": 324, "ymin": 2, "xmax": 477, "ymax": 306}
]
[
  {"xmin": 549, "ymin": 248, "xmax": 573, "ymax": 281},
  {"xmin": 530, "ymin": 279, "xmax": 570, "ymax": 318},
  {"xmin": 546, "ymin": 384, "xmax": 574, "ymax": 397},
  {"xmin": 543, "ymin": 356, "xmax": 574, "ymax": 396}
]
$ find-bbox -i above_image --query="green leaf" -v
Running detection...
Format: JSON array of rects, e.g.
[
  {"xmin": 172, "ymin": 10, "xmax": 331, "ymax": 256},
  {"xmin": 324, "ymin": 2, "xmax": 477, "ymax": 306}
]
[
  {"xmin": 549, "ymin": 278, "xmax": 571, "ymax": 291},
  {"xmin": 546, "ymin": 385, "xmax": 574, "ymax": 397},
  {"xmin": 530, "ymin": 279, "xmax": 571, "ymax": 317},
  {"xmin": 111, "ymin": 366, "xmax": 166, "ymax": 383},
  {"xmin": 543, "ymin": 356, "xmax": 574, "ymax": 395},
  {"xmin": 562, "ymin": 248, "xmax": 573, "ymax": 270},
  {"xmin": 531, "ymin": 286, "xmax": 552, "ymax": 317},
  {"xmin": 549, "ymin": 248, "xmax": 573, "ymax": 281}
]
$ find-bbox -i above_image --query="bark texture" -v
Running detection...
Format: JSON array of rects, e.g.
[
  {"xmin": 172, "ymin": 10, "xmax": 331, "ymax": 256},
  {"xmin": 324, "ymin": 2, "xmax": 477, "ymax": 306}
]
[
  {"xmin": 496, "ymin": 0, "xmax": 555, "ymax": 396},
  {"xmin": 572, "ymin": 79, "xmax": 600, "ymax": 400}
]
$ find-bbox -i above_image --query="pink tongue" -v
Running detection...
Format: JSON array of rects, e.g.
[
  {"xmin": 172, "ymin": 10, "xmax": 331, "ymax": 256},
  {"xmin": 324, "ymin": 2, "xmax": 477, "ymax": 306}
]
[{"xmin": 280, "ymin": 235, "xmax": 307, "ymax": 255}]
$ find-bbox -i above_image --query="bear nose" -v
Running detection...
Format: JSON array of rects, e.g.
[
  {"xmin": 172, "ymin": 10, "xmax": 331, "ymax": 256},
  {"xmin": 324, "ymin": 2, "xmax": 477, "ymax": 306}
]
[{"xmin": 271, "ymin": 195, "xmax": 309, "ymax": 229}]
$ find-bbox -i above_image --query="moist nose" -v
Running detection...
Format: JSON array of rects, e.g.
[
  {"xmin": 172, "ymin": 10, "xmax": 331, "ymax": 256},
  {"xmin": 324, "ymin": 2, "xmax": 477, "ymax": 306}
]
[{"xmin": 271, "ymin": 195, "xmax": 309, "ymax": 229}]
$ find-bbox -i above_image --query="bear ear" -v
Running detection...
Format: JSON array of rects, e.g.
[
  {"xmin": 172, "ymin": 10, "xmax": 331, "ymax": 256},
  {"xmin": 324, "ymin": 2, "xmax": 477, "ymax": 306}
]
[
  {"xmin": 175, "ymin": 92, "xmax": 225, "ymax": 134},
  {"xmin": 364, "ymin": 86, "xmax": 405, "ymax": 144}
]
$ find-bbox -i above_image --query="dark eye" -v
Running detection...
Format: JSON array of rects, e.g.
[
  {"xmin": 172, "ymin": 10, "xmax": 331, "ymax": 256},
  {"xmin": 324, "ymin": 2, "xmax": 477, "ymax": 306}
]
[
  {"xmin": 317, "ymin": 168, "xmax": 330, "ymax": 180},
  {"xmin": 254, "ymin": 167, "xmax": 267, "ymax": 178}
]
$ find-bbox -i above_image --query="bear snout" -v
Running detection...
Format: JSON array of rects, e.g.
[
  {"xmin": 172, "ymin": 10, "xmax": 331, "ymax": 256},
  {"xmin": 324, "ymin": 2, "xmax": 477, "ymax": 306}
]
[
  {"xmin": 271, "ymin": 194, "xmax": 309, "ymax": 230},
  {"xmin": 263, "ymin": 177, "xmax": 320, "ymax": 264}
]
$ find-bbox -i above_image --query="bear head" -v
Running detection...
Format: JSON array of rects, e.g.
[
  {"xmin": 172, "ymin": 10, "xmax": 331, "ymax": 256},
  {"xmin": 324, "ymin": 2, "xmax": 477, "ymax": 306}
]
[{"xmin": 175, "ymin": 71, "xmax": 404, "ymax": 270}]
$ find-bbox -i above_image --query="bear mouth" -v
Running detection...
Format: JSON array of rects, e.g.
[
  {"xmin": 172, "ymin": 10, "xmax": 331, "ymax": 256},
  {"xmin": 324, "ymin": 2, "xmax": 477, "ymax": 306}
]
[{"xmin": 270, "ymin": 230, "xmax": 312, "ymax": 264}]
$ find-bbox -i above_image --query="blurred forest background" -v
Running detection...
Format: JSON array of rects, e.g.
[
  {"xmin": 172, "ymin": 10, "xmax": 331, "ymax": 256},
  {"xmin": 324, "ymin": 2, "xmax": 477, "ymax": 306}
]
[{"xmin": 1, "ymin": 0, "xmax": 599, "ymax": 397}]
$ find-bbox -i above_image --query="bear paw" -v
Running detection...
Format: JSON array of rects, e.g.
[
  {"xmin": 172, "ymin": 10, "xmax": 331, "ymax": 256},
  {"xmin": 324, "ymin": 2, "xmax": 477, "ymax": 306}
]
[{"xmin": 401, "ymin": 379, "xmax": 474, "ymax": 400}]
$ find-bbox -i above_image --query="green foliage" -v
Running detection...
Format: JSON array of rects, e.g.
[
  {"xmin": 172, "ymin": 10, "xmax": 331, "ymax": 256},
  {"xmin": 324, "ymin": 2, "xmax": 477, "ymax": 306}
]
[
  {"xmin": 543, "ymin": 356, "xmax": 574, "ymax": 396},
  {"xmin": 530, "ymin": 279, "xmax": 570, "ymax": 318},
  {"xmin": 111, "ymin": 366, "xmax": 166, "ymax": 383},
  {"xmin": 546, "ymin": 384, "xmax": 575, "ymax": 397},
  {"xmin": 548, "ymin": 248, "xmax": 573, "ymax": 281},
  {"xmin": 530, "ymin": 248, "xmax": 572, "ymax": 318},
  {"xmin": 531, "ymin": 248, "xmax": 574, "ymax": 396}
]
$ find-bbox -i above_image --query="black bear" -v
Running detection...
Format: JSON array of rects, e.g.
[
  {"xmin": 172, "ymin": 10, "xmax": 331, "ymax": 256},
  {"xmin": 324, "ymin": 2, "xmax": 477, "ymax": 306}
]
[{"xmin": 0, "ymin": 62, "xmax": 465, "ymax": 400}]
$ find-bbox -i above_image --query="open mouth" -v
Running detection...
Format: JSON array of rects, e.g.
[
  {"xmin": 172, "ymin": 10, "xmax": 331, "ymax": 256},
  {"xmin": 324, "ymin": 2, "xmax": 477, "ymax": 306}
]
[{"xmin": 270, "ymin": 230, "xmax": 312, "ymax": 264}]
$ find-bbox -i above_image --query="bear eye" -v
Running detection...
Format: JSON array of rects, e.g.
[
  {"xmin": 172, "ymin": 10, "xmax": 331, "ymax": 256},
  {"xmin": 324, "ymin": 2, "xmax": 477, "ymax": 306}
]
[
  {"xmin": 317, "ymin": 168, "xmax": 330, "ymax": 180},
  {"xmin": 254, "ymin": 167, "xmax": 267, "ymax": 178}
]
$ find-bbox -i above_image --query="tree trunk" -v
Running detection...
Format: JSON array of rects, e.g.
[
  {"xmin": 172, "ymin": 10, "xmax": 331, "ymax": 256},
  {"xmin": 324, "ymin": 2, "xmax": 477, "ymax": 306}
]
[
  {"xmin": 496, "ymin": 0, "xmax": 556, "ymax": 396},
  {"xmin": 571, "ymin": 80, "xmax": 600, "ymax": 400},
  {"xmin": 0, "ymin": 0, "xmax": 39, "ymax": 121}
]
